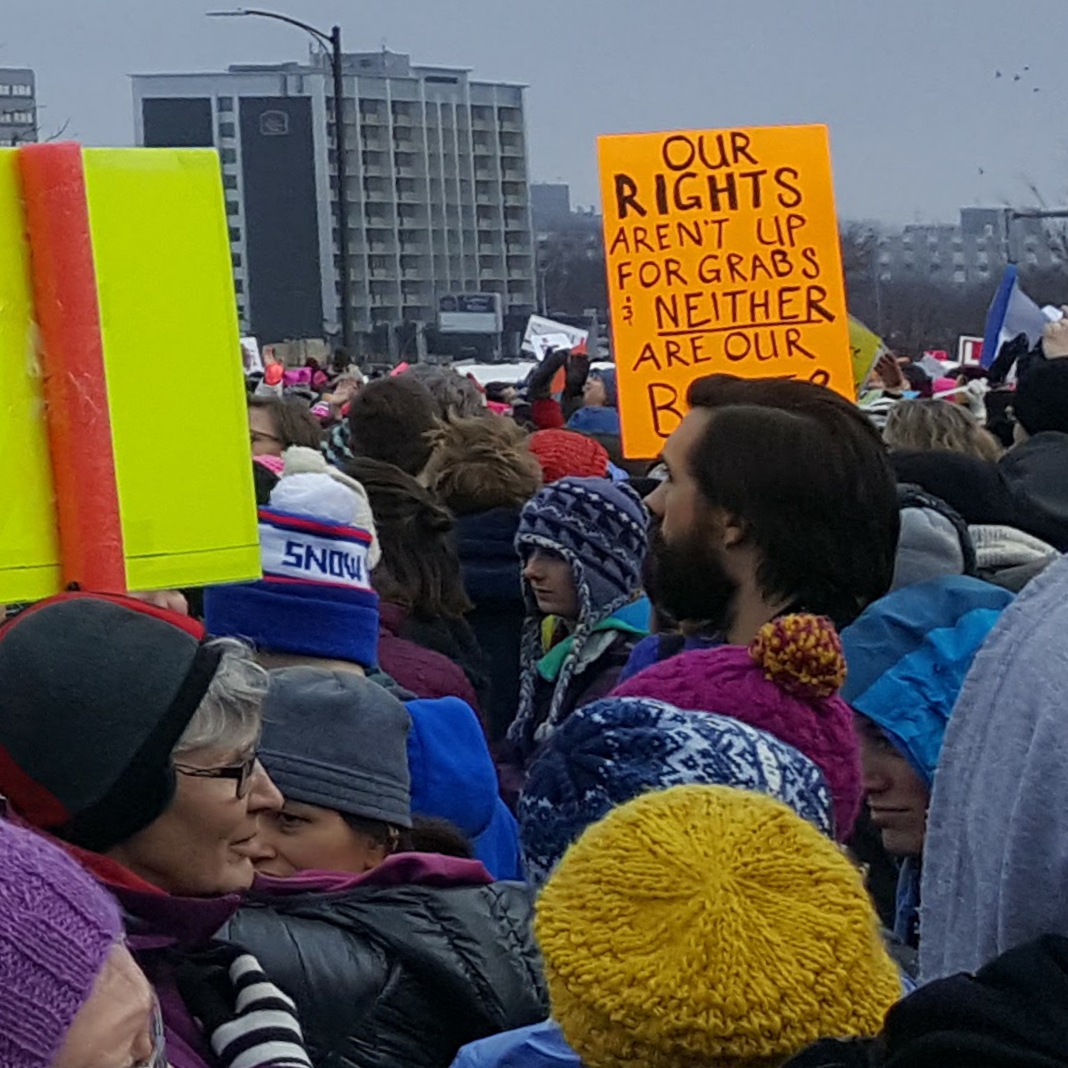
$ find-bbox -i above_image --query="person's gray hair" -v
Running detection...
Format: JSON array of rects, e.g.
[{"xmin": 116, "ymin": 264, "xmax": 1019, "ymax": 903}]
[
  {"xmin": 405, "ymin": 365, "xmax": 485, "ymax": 420},
  {"xmin": 173, "ymin": 638, "xmax": 268, "ymax": 756}
]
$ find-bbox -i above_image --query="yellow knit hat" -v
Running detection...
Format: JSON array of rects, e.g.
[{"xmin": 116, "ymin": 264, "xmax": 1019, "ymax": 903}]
[{"xmin": 535, "ymin": 784, "xmax": 901, "ymax": 1068}]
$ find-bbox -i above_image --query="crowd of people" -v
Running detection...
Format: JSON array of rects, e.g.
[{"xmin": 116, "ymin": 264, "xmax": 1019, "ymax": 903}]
[{"xmin": 6, "ymin": 326, "xmax": 1068, "ymax": 1068}]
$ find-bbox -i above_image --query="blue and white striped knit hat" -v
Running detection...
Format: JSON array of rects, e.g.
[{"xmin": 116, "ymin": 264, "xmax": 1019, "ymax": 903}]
[
  {"xmin": 205, "ymin": 447, "xmax": 382, "ymax": 667},
  {"xmin": 518, "ymin": 696, "xmax": 834, "ymax": 885},
  {"xmin": 511, "ymin": 477, "xmax": 649, "ymax": 745}
]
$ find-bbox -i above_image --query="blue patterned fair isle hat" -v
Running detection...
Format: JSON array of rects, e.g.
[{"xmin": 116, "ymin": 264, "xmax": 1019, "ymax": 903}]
[{"xmin": 518, "ymin": 696, "xmax": 835, "ymax": 885}]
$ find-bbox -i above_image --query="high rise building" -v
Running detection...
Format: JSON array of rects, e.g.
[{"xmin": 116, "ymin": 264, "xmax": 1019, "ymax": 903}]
[
  {"xmin": 131, "ymin": 50, "xmax": 536, "ymax": 356},
  {"xmin": 0, "ymin": 69, "xmax": 37, "ymax": 146}
]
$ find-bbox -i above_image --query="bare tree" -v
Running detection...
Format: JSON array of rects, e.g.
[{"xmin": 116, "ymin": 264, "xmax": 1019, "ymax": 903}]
[
  {"xmin": 40, "ymin": 117, "xmax": 71, "ymax": 143},
  {"xmin": 839, "ymin": 221, "xmax": 879, "ymax": 276},
  {"xmin": 536, "ymin": 215, "xmax": 608, "ymax": 318}
]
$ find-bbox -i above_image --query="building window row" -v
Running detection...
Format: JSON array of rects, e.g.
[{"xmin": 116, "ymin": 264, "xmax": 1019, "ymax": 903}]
[
  {"xmin": 0, "ymin": 110, "xmax": 34, "ymax": 124},
  {"xmin": 0, "ymin": 84, "xmax": 32, "ymax": 97}
]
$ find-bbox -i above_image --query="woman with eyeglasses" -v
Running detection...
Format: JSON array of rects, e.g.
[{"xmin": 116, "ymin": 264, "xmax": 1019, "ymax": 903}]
[
  {"xmin": 0, "ymin": 593, "xmax": 313, "ymax": 1068},
  {"xmin": 248, "ymin": 395, "xmax": 324, "ymax": 458}
]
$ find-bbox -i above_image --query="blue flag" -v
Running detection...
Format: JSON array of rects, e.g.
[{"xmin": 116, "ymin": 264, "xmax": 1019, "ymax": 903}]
[{"xmin": 981, "ymin": 264, "xmax": 1047, "ymax": 368}]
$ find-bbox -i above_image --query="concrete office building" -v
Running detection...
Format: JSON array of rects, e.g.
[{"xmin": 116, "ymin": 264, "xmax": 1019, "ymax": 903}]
[
  {"xmin": 875, "ymin": 207, "xmax": 1057, "ymax": 287},
  {"xmin": 132, "ymin": 50, "xmax": 537, "ymax": 355},
  {"xmin": 0, "ymin": 69, "xmax": 37, "ymax": 147}
]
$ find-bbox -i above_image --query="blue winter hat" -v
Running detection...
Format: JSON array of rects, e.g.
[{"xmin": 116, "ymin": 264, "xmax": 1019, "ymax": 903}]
[
  {"xmin": 841, "ymin": 575, "xmax": 1013, "ymax": 785},
  {"xmin": 515, "ymin": 476, "xmax": 648, "ymax": 623},
  {"xmin": 205, "ymin": 506, "xmax": 380, "ymax": 668},
  {"xmin": 591, "ymin": 366, "xmax": 617, "ymax": 407},
  {"xmin": 517, "ymin": 696, "xmax": 835, "ymax": 885},
  {"xmin": 406, "ymin": 695, "xmax": 523, "ymax": 881},
  {"xmin": 406, "ymin": 696, "xmax": 497, "ymax": 839}
]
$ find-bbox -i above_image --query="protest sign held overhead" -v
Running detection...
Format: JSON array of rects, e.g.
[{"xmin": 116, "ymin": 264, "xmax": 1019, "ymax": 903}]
[
  {"xmin": 849, "ymin": 316, "xmax": 891, "ymax": 391},
  {"xmin": 0, "ymin": 143, "xmax": 261, "ymax": 601},
  {"xmin": 599, "ymin": 124, "xmax": 853, "ymax": 457}
]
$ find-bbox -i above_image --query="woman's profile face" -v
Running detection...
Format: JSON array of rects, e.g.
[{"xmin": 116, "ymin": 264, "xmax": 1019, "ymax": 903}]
[
  {"xmin": 255, "ymin": 799, "xmax": 389, "ymax": 877},
  {"xmin": 107, "ymin": 747, "xmax": 283, "ymax": 896},
  {"xmin": 249, "ymin": 405, "xmax": 284, "ymax": 456}
]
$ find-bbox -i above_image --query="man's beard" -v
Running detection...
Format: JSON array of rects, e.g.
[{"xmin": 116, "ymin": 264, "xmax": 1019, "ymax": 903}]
[{"xmin": 650, "ymin": 524, "xmax": 738, "ymax": 635}]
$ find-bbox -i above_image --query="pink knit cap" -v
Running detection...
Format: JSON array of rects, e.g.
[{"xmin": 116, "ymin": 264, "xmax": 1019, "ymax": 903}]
[{"xmin": 611, "ymin": 615, "xmax": 861, "ymax": 839}]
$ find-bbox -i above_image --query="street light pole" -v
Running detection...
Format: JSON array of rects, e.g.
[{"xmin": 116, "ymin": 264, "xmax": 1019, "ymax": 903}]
[
  {"xmin": 328, "ymin": 25, "xmax": 353, "ymax": 359},
  {"xmin": 208, "ymin": 8, "xmax": 354, "ymax": 356}
]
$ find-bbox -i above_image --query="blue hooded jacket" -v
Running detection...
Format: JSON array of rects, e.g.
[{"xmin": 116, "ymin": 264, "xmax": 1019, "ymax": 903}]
[
  {"xmin": 841, "ymin": 576, "xmax": 1013, "ymax": 945},
  {"xmin": 566, "ymin": 368, "xmax": 620, "ymax": 435},
  {"xmin": 406, "ymin": 696, "xmax": 523, "ymax": 881},
  {"xmin": 842, "ymin": 576, "xmax": 1014, "ymax": 786}
]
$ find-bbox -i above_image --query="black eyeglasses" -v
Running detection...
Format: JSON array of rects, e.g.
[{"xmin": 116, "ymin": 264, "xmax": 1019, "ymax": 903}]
[{"xmin": 174, "ymin": 754, "xmax": 258, "ymax": 799}]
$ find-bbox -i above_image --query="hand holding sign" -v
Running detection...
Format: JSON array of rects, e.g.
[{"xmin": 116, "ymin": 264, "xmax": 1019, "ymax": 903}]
[{"xmin": 599, "ymin": 124, "xmax": 853, "ymax": 458}]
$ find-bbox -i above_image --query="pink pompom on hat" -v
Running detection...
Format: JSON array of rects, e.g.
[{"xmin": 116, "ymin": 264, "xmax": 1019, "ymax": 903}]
[{"xmin": 611, "ymin": 614, "xmax": 861, "ymax": 839}]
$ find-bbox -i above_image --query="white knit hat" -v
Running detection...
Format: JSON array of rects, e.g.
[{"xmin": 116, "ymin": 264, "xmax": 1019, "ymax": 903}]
[{"xmin": 271, "ymin": 446, "xmax": 382, "ymax": 568}]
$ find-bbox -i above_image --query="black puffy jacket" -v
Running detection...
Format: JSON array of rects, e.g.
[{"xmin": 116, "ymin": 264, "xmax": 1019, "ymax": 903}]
[
  {"xmin": 785, "ymin": 935, "xmax": 1068, "ymax": 1068},
  {"xmin": 999, "ymin": 432, "xmax": 1068, "ymax": 551},
  {"xmin": 225, "ymin": 859, "xmax": 548, "ymax": 1068}
]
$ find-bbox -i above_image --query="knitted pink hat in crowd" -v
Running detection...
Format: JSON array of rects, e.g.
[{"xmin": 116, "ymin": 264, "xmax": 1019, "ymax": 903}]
[
  {"xmin": 0, "ymin": 819, "xmax": 124, "ymax": 1068},
  {"xmin": 611, "ymin": 615, "xmax": 862, "ymax": 839}
]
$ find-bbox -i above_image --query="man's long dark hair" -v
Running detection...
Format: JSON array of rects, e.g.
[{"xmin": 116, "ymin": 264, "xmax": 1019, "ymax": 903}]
[{"xmin": 686, "ymin": 375, "xmax": 899, "ymax": 627}]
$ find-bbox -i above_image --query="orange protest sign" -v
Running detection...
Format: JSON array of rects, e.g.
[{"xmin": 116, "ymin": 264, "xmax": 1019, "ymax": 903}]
[{"xmin": 599, "ymin": 124, "xmax": 853, "ymax": 458}]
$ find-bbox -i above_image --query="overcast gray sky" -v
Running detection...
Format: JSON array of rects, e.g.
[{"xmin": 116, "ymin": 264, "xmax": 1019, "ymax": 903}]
[{"xmin": 7, "ymin": 0, "xmax": 1068, "ymax": 223}]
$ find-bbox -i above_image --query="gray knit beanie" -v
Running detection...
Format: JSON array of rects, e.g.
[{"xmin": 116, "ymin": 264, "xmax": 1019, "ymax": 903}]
[{"xmin": 261, "ymin": 667, "xmax": 412, "ymax": 828}]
